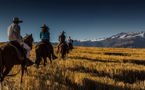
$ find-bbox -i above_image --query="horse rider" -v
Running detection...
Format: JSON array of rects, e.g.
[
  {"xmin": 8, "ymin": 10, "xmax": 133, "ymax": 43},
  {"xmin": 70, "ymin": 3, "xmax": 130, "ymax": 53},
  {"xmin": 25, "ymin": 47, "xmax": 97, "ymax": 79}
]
[
  {"xmin": 7, "ymin": 17, "xmax": 31, "ymax": 63},
  {"xmin": 40, "ymin": 24, "xmax": 57, "ymax": 59},
  {"xmin": 68, "ymin": 36, "xmax": 73, "ymax": 44},
  {"xmin": 58, "ymin": 31, "xmax": 66, "ymax": 44},
  {"xmin": 57, "ymin": 31, "xmax": 67, "ymax": 51}
]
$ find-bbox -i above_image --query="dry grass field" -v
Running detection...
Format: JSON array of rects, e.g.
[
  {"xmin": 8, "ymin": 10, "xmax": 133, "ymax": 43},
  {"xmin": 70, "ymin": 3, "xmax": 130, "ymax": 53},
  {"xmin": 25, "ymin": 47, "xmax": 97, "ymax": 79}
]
[{"xmin": 1, "ymin": 44, "xmax": 145, "ymax": 90}]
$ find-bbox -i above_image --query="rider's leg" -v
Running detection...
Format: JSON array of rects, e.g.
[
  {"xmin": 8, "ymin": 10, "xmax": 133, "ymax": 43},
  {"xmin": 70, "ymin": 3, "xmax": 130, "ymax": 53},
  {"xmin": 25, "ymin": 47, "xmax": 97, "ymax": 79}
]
[
  {"xmin": 10, "ymin": 41, "xmax": 26, "ymax": 59},
  {"xmin": 22, "ymin": 42, "xmax": 33, "ymax": 66},
  {"xmin": 49, "ymin": 43, "xmax": 57, "ymax": 59},
  {"xmin": 57, "ymin": 43, "xmax": 61, "ymax": 49},
  {"xmin": 22, "ymin": 43, "xmax": 31, "ymax": 58}
]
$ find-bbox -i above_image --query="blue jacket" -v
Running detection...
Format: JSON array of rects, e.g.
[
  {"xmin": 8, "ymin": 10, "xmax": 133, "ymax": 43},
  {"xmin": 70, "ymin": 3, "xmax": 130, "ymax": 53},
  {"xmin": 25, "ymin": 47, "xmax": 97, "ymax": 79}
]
[{"xmin": 40, "ymin": 31, "xmax": 50, "ymax": 40}]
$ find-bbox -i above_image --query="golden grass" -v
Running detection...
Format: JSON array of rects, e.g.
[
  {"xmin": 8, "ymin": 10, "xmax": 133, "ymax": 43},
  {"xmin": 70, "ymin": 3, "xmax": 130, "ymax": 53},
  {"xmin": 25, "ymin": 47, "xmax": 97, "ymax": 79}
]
[{"xmin": 1, "ymin": 44, "xmax": 145, "ymax": 90}]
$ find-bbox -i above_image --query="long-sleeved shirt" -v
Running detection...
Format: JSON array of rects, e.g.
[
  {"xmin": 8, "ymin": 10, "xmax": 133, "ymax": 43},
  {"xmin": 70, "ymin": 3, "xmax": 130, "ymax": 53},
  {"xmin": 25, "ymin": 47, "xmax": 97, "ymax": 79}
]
[
  {"xmin": 40, "ymin": 31, "xmax": 50, "ymax": 41},
  {"xmin": 7, "ymin": 23, "xmax": 22, "ymax": 42},
  {"xmin": 58, "ymin": 34, "xmax": 66, "ymax": 43},
  {"xmin": 68, "ymin": 38, "xmax": 73, "ymax": 43}
]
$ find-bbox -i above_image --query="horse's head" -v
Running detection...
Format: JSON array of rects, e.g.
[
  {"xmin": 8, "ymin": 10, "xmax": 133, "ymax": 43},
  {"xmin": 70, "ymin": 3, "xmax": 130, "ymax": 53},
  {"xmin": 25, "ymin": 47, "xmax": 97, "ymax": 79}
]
[{"xmin": 23, "ymin": 34, "xmax": 34, "ymax": 49}]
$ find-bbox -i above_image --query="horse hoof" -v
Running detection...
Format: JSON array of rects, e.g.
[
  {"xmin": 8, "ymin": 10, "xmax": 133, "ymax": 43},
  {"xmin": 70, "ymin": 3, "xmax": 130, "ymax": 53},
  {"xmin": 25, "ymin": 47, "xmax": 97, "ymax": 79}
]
[
  {"xmin": 0, "ymin": 77, "xmax": 4, "ymax": 82},
  {"xmin": 52, "ymin": 56, "xmax": 58, "ymax": 60},
  {"xmin": 34, "ymin": 64, "xmax": 39, "ymax": 68},
  {"xmin": 21, "ymin": 80, "xmax": 22, "ymax": 83}
]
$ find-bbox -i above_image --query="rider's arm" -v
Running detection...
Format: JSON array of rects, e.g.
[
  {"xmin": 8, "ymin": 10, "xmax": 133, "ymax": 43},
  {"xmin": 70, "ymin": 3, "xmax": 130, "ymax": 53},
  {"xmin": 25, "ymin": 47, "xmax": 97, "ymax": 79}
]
[
  {"xmin": 48, "ymin": 32, "xmax": 50, "ymax": 41},
  {"xmin": 58, "ymin": 36, "xmax": 61, "ymax": 41},
  {"xmin": 40, "ymin": 32, "xmax": 42, "ymax": 40},
  {"xmin": 13, "ymin": 25, "xmax": 22, "ymax": 41}
]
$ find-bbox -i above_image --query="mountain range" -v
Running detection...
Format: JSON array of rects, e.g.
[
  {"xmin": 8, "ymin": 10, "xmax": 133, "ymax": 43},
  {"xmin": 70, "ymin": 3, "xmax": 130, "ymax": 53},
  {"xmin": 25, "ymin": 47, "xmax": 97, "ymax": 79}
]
[{"xmin": 73, "ymin": 32, "xmax": 145, "ymax": 48}]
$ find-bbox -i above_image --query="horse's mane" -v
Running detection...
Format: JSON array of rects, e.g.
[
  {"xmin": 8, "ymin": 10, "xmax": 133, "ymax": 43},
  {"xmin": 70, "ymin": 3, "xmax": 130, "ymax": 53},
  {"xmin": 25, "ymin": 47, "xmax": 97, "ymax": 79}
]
[
  {"xmin": 23, "ymin": 34, "xmax": 33, "ymax": 42},
  {"xmin": 23, "ymin": 35, "xmax": 30, "ymax": 41},
  {"xmin": 23, "ymin": 34, "xmax": 33, "ymax": 49}
]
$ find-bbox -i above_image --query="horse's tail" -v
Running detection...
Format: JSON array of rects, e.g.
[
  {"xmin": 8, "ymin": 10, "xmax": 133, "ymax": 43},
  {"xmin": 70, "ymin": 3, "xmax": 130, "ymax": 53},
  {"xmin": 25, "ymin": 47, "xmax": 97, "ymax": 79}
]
[{"xmin": 0, "ymin": 49, "xmax": 4, "ymax": 81}]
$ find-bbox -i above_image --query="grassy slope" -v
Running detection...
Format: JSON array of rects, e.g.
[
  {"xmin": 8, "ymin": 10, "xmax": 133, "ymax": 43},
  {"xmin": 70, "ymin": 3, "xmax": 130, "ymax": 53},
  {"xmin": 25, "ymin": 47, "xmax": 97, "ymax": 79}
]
[{"xmin": 1, "ymin": 44, "xmax": 145, "ymax": 90}]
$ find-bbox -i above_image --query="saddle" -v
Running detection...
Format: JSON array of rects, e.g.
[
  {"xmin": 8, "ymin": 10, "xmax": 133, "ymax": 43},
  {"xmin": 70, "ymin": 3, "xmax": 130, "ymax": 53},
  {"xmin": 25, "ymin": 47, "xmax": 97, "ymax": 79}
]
[
  {"xmin": 36, "ymin": 41, "xmax": 50, "ymax": 48},
  {"xmin": 59, "ymin": 42, "xmax": 67, "ymax": 47},
  {"xmin": 8, "ymin": 41, "xmax": 25, "ymax": 60}
]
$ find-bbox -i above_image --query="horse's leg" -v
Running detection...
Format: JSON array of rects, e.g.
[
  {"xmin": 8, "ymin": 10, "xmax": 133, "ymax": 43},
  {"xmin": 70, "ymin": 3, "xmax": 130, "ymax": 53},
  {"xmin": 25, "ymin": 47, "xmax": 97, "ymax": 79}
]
[
  {"xmin": 62, "ymin": 47, "xmax": 67, "ymax": 60},
  {"xmin": 21, "ymin": 62, "xmax": 25, "ymax": 83},
  {"xmin": 43, "ymin": 57, "xmax": 47, "ymax": 67},
  {"xmin": 0, "ymin": 65, "xmax": 4, "ymax": 82},
  {"xmin": 61, "ymin": 51, "xmax": 65, "ymax": 60},
  {"xmin": 62, "ymin": 47, "xmax": 66, "ymax": 60},
  {"xmin": 61, "ymin": 52, "xmax": 64, "ymax": 59},
  {"xmin": 1, "ymin": 65, "xmax": 13, "ymax": 82},
  {"xmin": 0, "ymin": 51, "xmax": 3, "ymax": 82},
  {"xmin": 48, "ymin": 54, "xmax": 52, "ymax": 63},
  {"xmin": 35, "ymin": 52, "xmax": 42, "ymax": 68},
  {"xmin": 62, "ymin": 53, "xmax": 65, "ymax": 60},
  {"xmin": 57, "ymin": 45, "xmax": 59, "ymax": 54},
  {"xmin": 0, "ymin": 65, "xmax": 4, "ymax": 81},
  {"xmin": 25, "ymin": 66, "xmax": 29, "ymax": 75}
]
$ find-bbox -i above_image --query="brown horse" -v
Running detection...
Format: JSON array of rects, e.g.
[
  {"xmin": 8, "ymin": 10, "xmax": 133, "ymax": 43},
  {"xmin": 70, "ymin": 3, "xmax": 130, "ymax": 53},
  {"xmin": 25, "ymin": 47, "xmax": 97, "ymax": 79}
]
[
  {"xmin": 0, "ymin": 34, "xmax": 33, "ymax": 83},
  {"xmin": 57, "ymin": 42, "xmax": 69, "ymax": 59},
  {"xmin": 35, "ymin": 42, "xmax": 52, "ymax": 68},
  {"xmin": 67, "ymin": 42, "xmax": 73, "ymax": 51}
]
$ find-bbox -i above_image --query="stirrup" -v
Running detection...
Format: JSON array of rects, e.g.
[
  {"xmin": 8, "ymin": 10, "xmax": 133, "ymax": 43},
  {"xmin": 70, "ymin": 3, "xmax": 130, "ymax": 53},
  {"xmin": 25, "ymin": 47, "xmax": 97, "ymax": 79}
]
[{"xmin": 19, "ymin": 57, "xmax": 25, "ymax": 61}]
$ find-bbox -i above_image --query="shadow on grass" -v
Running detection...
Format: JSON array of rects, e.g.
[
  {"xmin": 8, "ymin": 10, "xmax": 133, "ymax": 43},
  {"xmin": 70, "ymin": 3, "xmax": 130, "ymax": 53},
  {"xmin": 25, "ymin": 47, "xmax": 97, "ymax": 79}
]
[
  {"xmin": 123, "ymin": 59, "xmax": 145, "ymax": 66},
  {"xmin": 113, "ymin": 70, "xmax": 145, "ymax": 84},
  {"xmin": 69, "ymin": 56, "xmax": 145, "ymax": 66},
  {"xmin": 80, "ymin": 51, "xmax": 102, "ymax": 55},
  {"xmin": 67, "ymin": 66, "xmax": 145, "ymax": 84},
  {"xmin": 38, "ymin": 68, "xmax": 129, "ymax": 90},
  {"xmin": 104, "ymin": 53, "xmax": 131, "ymax": 56},
  {"xmin": 69, "ymin": 56, "xmax": 119, "ymax": 63},
  {"xmin": 82, "ymin": 78, "xmax": 130, "ymax": 90},
  {"xmin": 67, "ymin": 66, "xmax": 110, "ymax": 77}
]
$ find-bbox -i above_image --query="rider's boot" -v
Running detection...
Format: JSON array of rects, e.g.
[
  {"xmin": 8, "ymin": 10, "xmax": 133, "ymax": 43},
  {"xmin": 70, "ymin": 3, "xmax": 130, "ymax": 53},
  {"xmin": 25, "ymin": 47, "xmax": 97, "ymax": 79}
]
[
  {"xmin": 23, "ymin": 51, "xmax": 34, "ymax": 66},
  {"xmin": 50, "ymin": 45, "xmax": 57, "ymax": 60}
]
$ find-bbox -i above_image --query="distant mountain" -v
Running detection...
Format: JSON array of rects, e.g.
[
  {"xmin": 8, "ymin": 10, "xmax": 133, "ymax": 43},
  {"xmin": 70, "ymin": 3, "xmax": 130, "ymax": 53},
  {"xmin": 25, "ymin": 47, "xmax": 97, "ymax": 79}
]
[{"xmin": 73, "ymin": 32, "xmax": 145, "ymax": 48}]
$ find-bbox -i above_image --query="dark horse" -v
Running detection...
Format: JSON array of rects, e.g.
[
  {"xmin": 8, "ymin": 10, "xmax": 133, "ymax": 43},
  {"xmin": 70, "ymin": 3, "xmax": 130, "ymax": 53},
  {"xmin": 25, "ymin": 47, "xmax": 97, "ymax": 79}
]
[
  {"xmin": 67, "ymin": 42, "xmax": 73, "ymax": 51},
  {"xmin": 57, "ymin": 42, "xmax": 69, "ymax": 59},
  {"xmin": 35, "ymin": 42, "xmax": 52, "ymax": 68},
  {"xmin": 0, "ymin": 34, "xmax": 33, "ymax": 83}
]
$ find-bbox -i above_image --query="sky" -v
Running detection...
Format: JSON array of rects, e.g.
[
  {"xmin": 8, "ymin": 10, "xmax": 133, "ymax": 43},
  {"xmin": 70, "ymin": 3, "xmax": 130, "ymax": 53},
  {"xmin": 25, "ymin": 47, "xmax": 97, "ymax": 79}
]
[{"xmin": 0, "ymin": 0, "xmax": 145, "ymax": 42}]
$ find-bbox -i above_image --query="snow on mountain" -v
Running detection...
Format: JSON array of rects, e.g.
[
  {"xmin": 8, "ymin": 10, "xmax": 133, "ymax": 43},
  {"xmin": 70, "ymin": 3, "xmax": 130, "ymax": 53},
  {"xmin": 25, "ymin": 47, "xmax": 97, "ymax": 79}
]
[
  {"xmin": 74, "ymin": 31, "xmax": 145, "ymax": 48},
  {"xmin": 79, "ymin": 38, "xmax": 106, "ymax": 42},
  {"xmin": 78, "ymin": 32, "xmax": 145, "ymax": 43},
  {"xmin": 108, "ymin": 32, "xmax": 145, "ymax": 39}
]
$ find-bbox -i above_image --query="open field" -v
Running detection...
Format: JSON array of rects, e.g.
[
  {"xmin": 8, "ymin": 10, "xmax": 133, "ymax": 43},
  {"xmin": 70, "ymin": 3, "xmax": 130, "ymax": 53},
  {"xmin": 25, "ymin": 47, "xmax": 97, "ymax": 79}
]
[{"xmin": 1, "ymin": 44, "xmax": 145, "ymax": 90}]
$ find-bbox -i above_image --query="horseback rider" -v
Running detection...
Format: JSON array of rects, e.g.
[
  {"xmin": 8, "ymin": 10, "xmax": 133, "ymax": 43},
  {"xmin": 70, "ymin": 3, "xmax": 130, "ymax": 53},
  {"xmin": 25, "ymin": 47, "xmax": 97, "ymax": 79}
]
[
  {"xmin": 68, "ymin": 36, "xmax": 73, "ymax": 44},
  {"xmin": 58, "ymin": 31, "xmax": 66, "ymax": 44},
  {"xmin": 68, "ymin": 36, "xmax": 73, "ymax": 49},
  {"xmin": 7, "ymin": 17, "xmax": 31, "ymax": 63},
  {"xmin": 57, "ymin": 31, "xmax": 69, "ymax": 59},
  {"xmin": 57, "ymin": 31, "xmax": 67, "ymax": 51},
  {"xmin": 40, "ymin": 24, "xmax": 57, "ymax": 59}
]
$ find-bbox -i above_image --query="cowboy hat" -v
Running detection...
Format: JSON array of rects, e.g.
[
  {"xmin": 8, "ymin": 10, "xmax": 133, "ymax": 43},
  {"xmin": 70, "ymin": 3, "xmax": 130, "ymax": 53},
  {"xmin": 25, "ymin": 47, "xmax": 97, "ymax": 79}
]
[
  {"xmin": 61, "ymin": 31, "xmax": 66, "ymax": 34},
  {"xmin": 41, "ymin": 24, "xmax": 49, "ymax": 29},
  {"xmin": 12, "ymin": 17, "xmax": 23, "ymax": 23}
]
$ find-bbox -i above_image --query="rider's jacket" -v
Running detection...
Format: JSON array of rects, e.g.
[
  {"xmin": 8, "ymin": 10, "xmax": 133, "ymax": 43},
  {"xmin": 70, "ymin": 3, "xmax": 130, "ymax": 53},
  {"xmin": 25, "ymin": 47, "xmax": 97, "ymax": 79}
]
[
  {"xmin": 59, "ymin": 34, "xmax": 66, "ymax": 43},
  {"xmin": 8, "ymin": 23, "xmax": 22, "ymax": 42},
  {"xmin": 40, "ymin": 31, "xmax": 50, "ymax": 41},
  {"xmin": 68, "ymin": 39, "xmax": 73, "ymax": 43}
]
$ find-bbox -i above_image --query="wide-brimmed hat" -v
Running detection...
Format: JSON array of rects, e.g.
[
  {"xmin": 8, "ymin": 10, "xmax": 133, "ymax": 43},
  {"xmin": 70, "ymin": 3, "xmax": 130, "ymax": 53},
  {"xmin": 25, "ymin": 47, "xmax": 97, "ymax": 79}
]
[
  {"xmin": 12, "ymin": 17, "xmax": 23, "ymax": 23},
  {"xmin": 61, "ymin": 31, "xmax": 65, "ymax": 34},
  {"xmin": 41, "ymin": 24, "xmax": 49, "ymax": 29}
]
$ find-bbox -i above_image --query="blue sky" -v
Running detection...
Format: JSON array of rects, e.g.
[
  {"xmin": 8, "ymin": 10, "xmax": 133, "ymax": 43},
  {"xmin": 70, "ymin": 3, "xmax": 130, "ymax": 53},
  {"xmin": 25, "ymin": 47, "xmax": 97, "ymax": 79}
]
[{"xmin": 0, "ymin": 0, "xmax": 145, "ymax": 42}]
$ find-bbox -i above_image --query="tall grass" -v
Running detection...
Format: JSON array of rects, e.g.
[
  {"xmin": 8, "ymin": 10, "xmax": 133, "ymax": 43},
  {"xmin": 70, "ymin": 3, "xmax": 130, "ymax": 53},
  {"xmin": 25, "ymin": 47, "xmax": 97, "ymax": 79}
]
[{"xmin": 1, "ymin": 45, "xmax": 145, "ymax": 90}]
